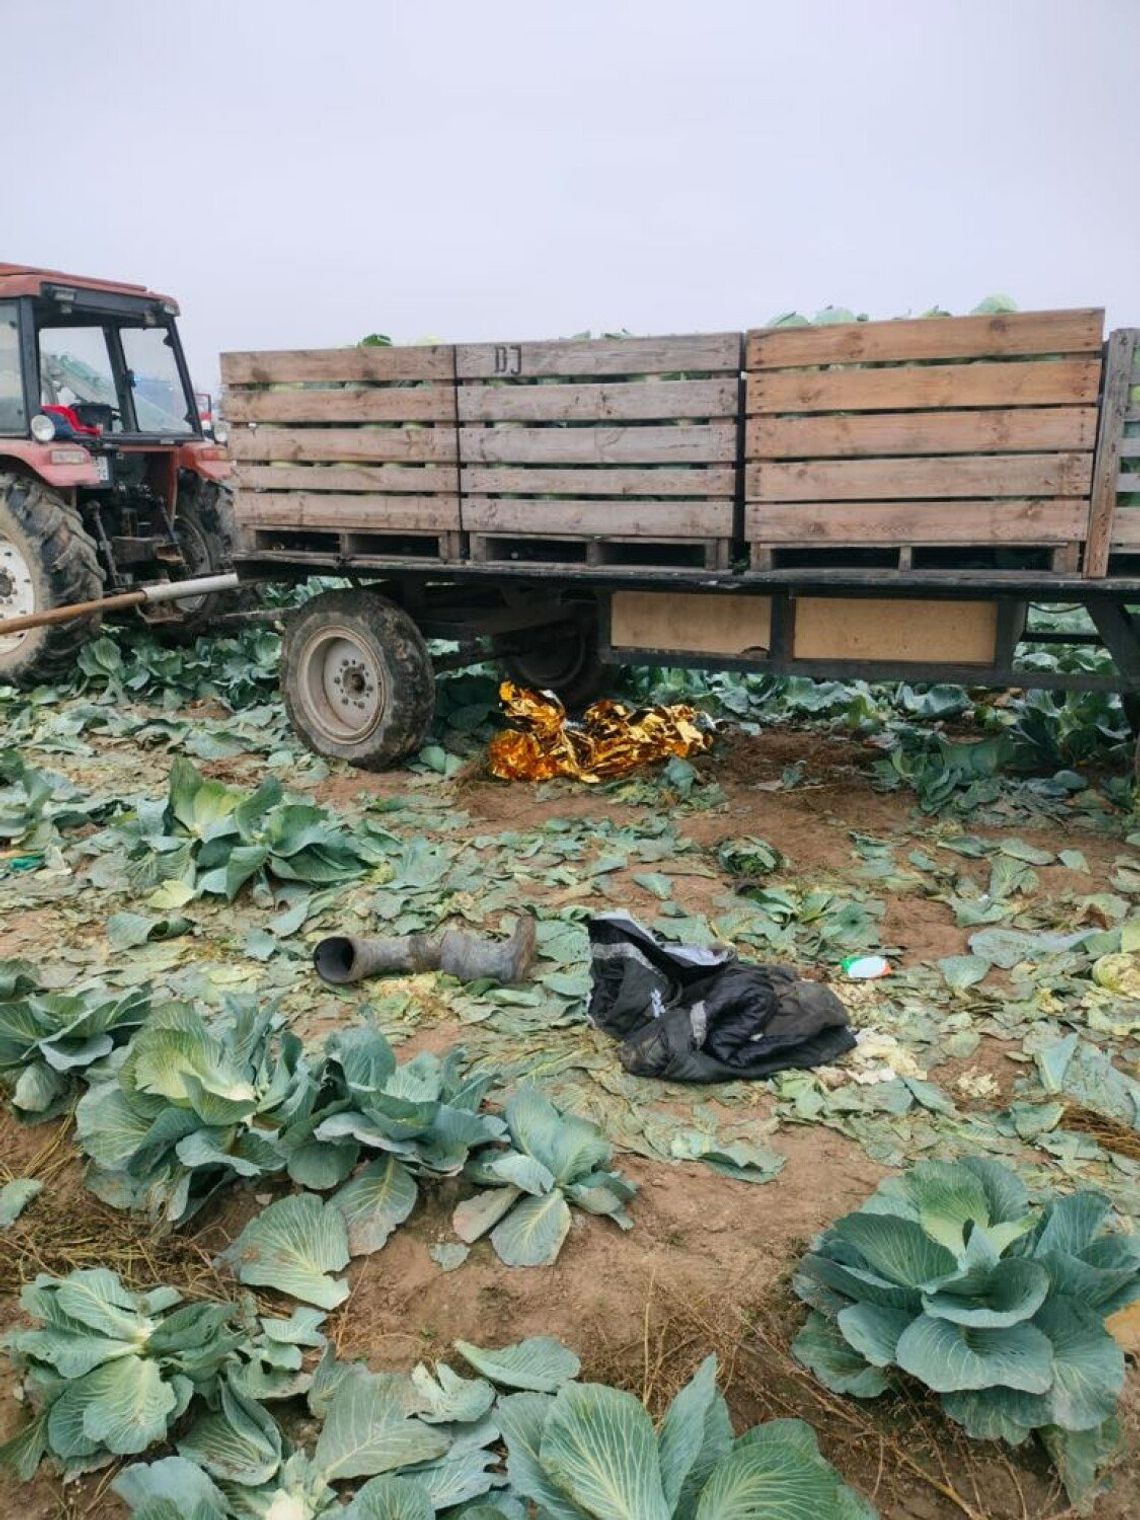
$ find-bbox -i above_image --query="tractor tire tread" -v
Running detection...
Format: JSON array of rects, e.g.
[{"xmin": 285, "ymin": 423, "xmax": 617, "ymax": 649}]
[{"xmin": 0, "ymin": 471, "xmax": 103, "ymax": 685}]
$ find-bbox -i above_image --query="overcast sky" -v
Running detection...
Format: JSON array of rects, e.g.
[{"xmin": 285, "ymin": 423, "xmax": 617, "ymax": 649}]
[{"xmin": 7, "ymin": 1, "xmax": 1139, "ymax": 392}]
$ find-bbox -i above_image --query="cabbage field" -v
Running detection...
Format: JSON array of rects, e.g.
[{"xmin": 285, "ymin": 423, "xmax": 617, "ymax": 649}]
[{"xmin": 2, "ymin": 598, "xmax": 1140, "ymax": 1518}]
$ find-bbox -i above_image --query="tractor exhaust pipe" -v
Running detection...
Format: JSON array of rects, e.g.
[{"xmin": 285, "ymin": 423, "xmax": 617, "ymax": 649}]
[{"xmin": 0, "ymin": 573, "xmax": 241, "ymax": 636}]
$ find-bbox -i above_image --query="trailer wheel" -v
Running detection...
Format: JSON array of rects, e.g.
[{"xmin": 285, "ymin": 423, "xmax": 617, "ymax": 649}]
[
  {"xmin": 498, "ymin": 620, "xmax": 611, "ymax": 710},
  {"xmin": 0, "ymin": 471, "xmax": 103, "ymax": 686},
  {"xmin": 281, "ymin": 589, "xmax": 435, "ymax": 769}
]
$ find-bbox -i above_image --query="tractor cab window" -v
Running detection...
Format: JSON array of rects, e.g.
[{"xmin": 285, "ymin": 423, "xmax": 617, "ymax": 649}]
[
  {"xmin": 119, "ymin": 325, "xmax": 195, "ymax": 435},
  {"xmin": 0, "ymin": 303, "xmax": 24, "ymax": 434},
  {"xmin": 38, "ymin": 324, "xmax": 124, "ymax": 434}
]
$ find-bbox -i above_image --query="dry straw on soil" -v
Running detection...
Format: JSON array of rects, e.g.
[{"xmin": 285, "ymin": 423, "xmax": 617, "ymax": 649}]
[
  {"xmin": 0, "ymin": 1117, "xmax": 229, "ymax": 1302},
  {"xmin": 580, "ymin": 1274, "xmax": 1080, "ymax": 1520}
]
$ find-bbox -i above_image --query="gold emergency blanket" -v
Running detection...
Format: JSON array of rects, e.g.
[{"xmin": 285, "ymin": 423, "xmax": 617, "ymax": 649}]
[{"xmin": 488, "ymin": 682, "xmax": 714, "ymax": 783}]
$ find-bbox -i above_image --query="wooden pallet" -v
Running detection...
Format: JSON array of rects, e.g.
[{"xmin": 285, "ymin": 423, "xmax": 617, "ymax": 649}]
[
  {"xmin": 743, "ymin": 309, "xmax": 1104, "ymax": 571},
  {"xmin": 244, "ymin": 525, "xmax": 465, "ymax": 563},
  {"xmin": 469, "ymin": 533, "xmax": 731, "ymax": 572},
  {"xmin": 221, "ymin": 344, "xmax": 461, "ymax": 565},
  {"xmin": 455, "ymin": 334, "xmax": 739, "ymax": 571}
]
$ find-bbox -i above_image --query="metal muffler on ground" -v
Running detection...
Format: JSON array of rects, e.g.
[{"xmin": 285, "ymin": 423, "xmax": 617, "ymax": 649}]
[{"xmin": 313, "ymin": 916, "xmax": 536, "ymax": 986}]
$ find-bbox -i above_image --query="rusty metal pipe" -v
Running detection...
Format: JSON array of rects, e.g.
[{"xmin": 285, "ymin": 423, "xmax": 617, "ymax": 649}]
[{"xmin": 0, "ymin": 572, "xmax": 241, "ymax": 636}]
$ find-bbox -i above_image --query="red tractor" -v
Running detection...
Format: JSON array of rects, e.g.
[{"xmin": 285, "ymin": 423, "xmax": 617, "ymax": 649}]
[{"xmin": 0, "ymin": 264, "xmax": 239, "ymax": 684}]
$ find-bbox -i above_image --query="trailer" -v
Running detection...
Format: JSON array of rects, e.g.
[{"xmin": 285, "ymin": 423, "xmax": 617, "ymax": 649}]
[{"xmin": 220, "ymin": 308, "xmax": 1140, "ymax": 769}]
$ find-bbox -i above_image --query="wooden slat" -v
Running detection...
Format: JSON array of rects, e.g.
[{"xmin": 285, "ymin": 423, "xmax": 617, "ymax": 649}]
[
  {"xmin": 1118, "ymin": 437, "xmax": 1140, "ymax": 457},
  {"xmin": 747, "ymin": 453, "xmax": 1093, "ymax": 502},
  {"xmin": 231, "ymin": 426, "xmax": 456, "ymax": 464},
  {"xmin": 225, "ymin": 387, "xmax": 452, "ymax": 424},
  {"xmin": 458, "ymin": 422, "xmax": 735, "ymax": 465},
  {"xmin": 1085, "ymin": 328, "xmax": 1138, "ymax": 578},
  {"xmin": 744, "ymin": 500, "xmax": 1089, "ymax": 545},
  {"xmin": 458, "ymin": 466, "xmax": 735, "ymax": 497},
  {"xmin": 746, "ymin": 358, "xmax": 1101, "ymax": 413},
  {"xmin": 456, "ymin": 333, "xmax": 740, "ymax": 380},
  {"xmin": 1118, "ymin": 474, "xmax": 1140, "ymax": 493},
  {"xmin": 234, "ymin": 492, "xmax": 460, "ymax": 531},
  {"xmin": 460, "ymin": 497, "xmax": 729, "ymax": 536},
  {"xmin": 237, "ymin": 463, "xmax": 458, "ymax": 494},
  {"xmin": 748, "ymin": 408, "xmax": 1096, "ymax": 459},
  {"xmin": 747, "ymin": 309, "xmax": 1104, "ymax": 368},
  {"xmin": 222, "ymin": 346, "xmax": 453, "ymax": 384},
  {"xmin": 1109, "ymin": 511, "xmax": 1140, "ymax": 546},
  {"xmin": 457, "ymin": 377, "xmax": 737, "ymax": 422}
]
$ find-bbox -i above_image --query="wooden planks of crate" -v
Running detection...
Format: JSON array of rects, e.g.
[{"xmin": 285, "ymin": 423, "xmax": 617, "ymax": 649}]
[
  {"xmin": 221, "ymin": 345, "xmax": 462, "ymax": 565},
  {"xmin": 455, "ymin": 333, "xmax": 741, "ymax": 572},
  {"xmin": 1083, "ymin": 328, "xmax": 1140, "ymax": 576},
  {"xmin": 744, "ymin": 309, "xmax": 1105, "ymax": 573}
]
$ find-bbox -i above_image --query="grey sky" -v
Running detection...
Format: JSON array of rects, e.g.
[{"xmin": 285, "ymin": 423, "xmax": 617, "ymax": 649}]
[{"xmin": 7, "ymin": 0, "xmax": 1139, "ymax": 393}]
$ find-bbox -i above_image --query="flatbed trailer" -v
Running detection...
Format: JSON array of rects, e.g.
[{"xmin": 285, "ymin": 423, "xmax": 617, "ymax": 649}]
[{"xmin": 222, "ymin": 309, "xmax": 1140, "ymax": 768}]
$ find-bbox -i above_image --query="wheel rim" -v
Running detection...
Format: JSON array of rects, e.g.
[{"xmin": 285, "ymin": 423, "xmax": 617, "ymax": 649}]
[
  {"xmin": 296, "ymin": 623, "xmax": 388, "ymax": 744},
  {"xmin": 0, "ymin": 532, "xmax": 35, "ymax": 654}
]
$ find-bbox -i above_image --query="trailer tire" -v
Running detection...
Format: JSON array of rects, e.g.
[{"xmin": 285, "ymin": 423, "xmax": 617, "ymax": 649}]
[
  {"xmin": 281, "ymin": 589, "xmax": 435, "ymax": 769},
  {"xmin": 498, "ymin": 620, "xmax": 611, "ymax": 710},
  {"xmin": 0, "ymin": 471, "xmax": 104, "ymax": 686}
]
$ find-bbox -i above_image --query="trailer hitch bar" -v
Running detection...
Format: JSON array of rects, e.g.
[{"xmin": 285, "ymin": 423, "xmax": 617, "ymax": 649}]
[{"xmin": 0, "ymin": 572, "xmax": 241, "ymax": 636}]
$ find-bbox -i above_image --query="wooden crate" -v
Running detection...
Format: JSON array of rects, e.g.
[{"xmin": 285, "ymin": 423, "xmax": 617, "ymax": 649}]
[
  {"xmin": 455, "ymin": 334, "xmax": 740, "ymax": 571},
  {"xmin": 1083, "ymin": 328, "xmax": 1140, "ymax": 575},
  {"xmin": 221, "ymin": 345, "xmax": 462, "ymax": 564},
  {"xmin": 744, "ymin": 309, "xmax": 1104, "ymax": 571}
]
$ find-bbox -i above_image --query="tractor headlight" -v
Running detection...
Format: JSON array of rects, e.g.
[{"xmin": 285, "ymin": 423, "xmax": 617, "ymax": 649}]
[
  {"xmin": 212, "ymin": 422, "xmax": 230, "ymax": 445},
  {"xmin": 30, "ymin": 413, "xmax": 56, "ymax": 443}
]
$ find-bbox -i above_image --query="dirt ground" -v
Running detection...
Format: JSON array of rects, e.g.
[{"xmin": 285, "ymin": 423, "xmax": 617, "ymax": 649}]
[{"xmin": 2, "ymin": 724, "xmax": 1139, "ymax": 1519}]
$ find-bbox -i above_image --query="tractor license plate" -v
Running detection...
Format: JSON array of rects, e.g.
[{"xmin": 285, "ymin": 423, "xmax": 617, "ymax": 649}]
[{"xmin": 94, "ymin": 456, "xmax": 110, "ymax": 482}]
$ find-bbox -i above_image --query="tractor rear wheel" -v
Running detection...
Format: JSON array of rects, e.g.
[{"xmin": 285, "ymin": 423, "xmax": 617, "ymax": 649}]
[
  {"xmin": 281, "ymin": 589, "xmax": 435, "ymax": 770},
  {"xmin": 0, "ymin": 471, "xmax": 103, "ymax": 686}
]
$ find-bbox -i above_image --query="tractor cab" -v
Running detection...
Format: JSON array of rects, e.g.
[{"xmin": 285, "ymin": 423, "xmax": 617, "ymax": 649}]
[{"xmin": 0, "ymin": 265, "xmax": 240, "ymax": 685}]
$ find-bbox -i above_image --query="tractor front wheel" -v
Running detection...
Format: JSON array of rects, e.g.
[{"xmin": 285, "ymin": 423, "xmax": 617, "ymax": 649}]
[
  {"xmin": 158, "ymin": 481, "xmax": 251, "ymax": 637},
  {"xmin": 0, "ymin": 471, "xmax": 103, "ymax": 686},
  {"xmin": 281, "ymin": 589, "xmax": 436, "ymax": 770}
]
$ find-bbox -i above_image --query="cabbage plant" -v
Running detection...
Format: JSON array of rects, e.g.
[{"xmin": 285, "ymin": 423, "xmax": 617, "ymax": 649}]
[
  {"xmin": 116, "ymin": 758, "xmax": 383, "ymax": 907},
  {"xmin": 485, "ymin": 1348, "xmax": 871, "ymax": 1519},
  {"xmin": 0, "ymin": 1269, "xmax": 241, "ymax": 1479},
  {"xmin": 717, "ymin": 836, "xmax": 785, "ymax": 884},
  {"xmin": 453, "ymin": 1086, "xmax": 635, "ymax": 1267},
  {"xmin": 792, "ymin": 1158, "xmax": 1140, "ymax": 1507},
  {"xmin": 0, "ymin": 958, "xmax": 149, "ymax": 1121},
  {"xmin": 307, "ymin": 1027, "xmax": 506, "ymax": 1217},
  {"xmin": 76, "ymin": 1001, "xmax": 319, "ymax": 1222},
  {"xmin": 109, "ymin": 1338, "xmax": 872, "ymax": 1519}
]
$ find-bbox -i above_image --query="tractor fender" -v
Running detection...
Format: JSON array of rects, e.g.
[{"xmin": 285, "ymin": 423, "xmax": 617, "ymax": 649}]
[
  {"xmin": 175, "ymin": 439, "xmax": 233, "ymax": 484},
  {"xmin": 0, "ymin": 440, "xmax": 100, "ymax": 489}
]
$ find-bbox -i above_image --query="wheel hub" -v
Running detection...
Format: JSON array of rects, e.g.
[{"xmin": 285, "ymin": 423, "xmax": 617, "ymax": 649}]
[
  {"xmin": 0, "ymin": 533, "xmax": 35, "ymax": 654},
  {"xmin": 330, "ymin": 654, "xmax": 376, "ymax": 711},
  {"xmin": 299, "ymin": 627, "xmax": 387, "ymax": 743}
]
